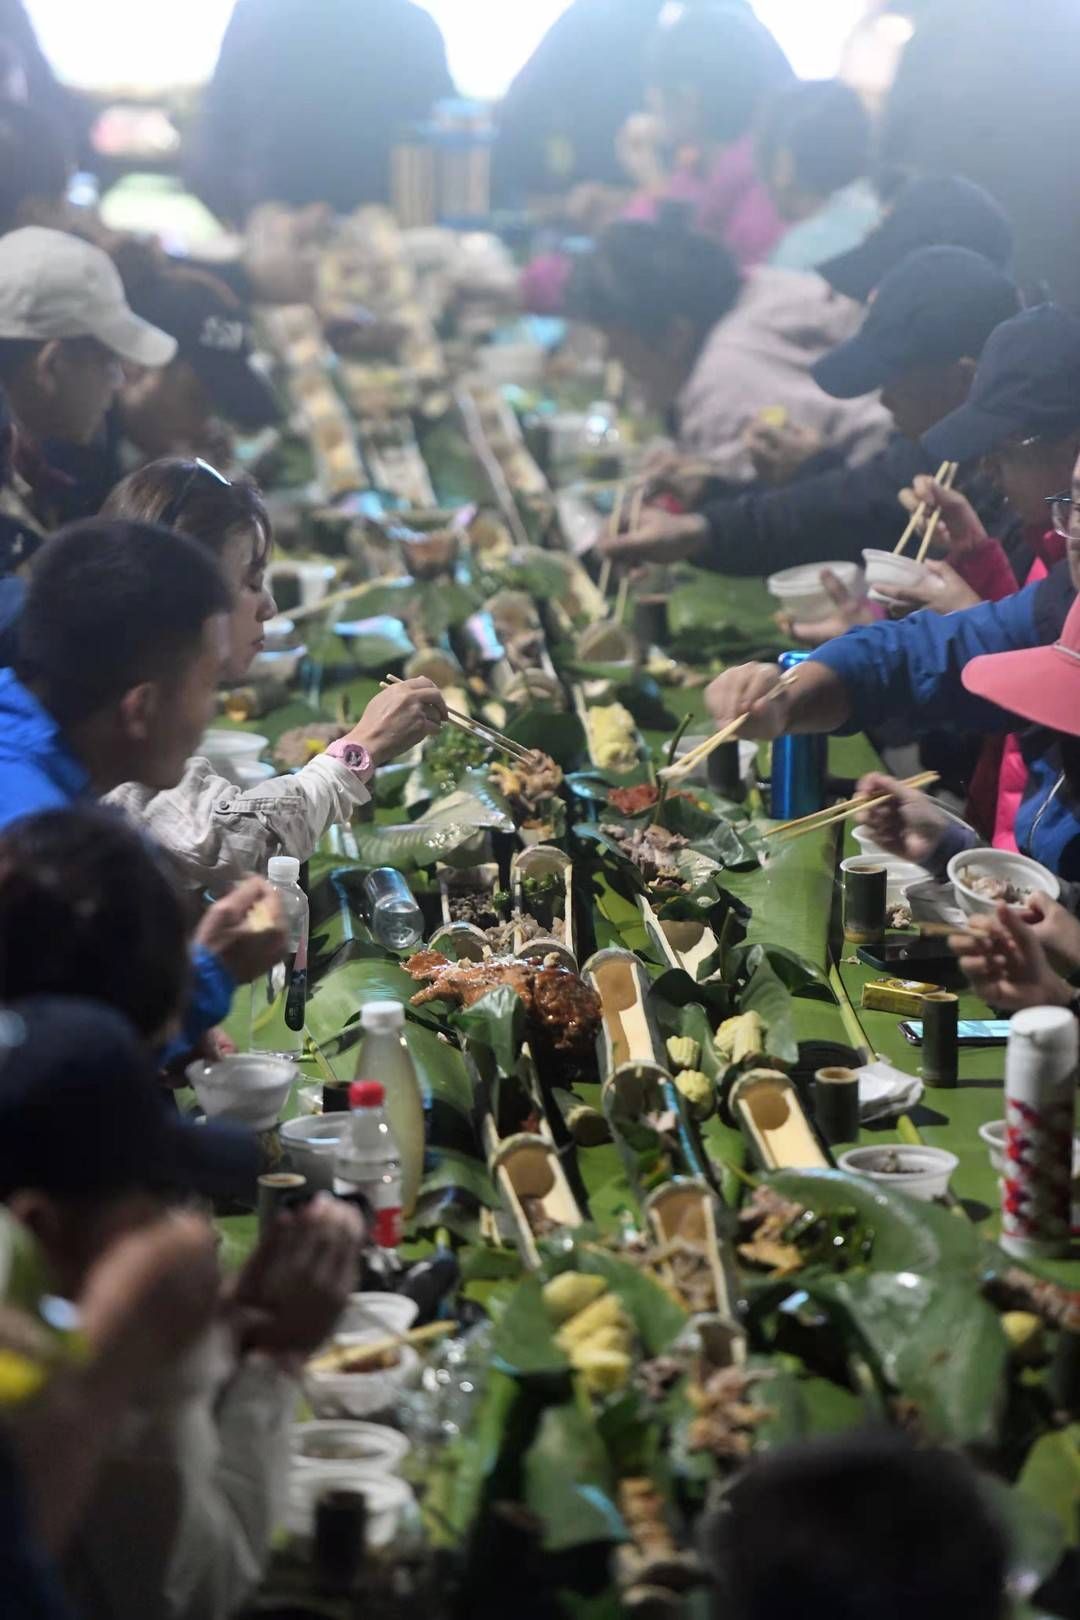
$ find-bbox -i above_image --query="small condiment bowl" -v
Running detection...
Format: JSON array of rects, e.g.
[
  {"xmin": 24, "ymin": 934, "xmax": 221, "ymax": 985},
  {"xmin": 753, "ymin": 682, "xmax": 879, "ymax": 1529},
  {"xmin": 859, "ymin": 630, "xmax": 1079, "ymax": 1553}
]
[
  {"xmin": 946, "ymin": 849, "xmax": 1060, "ymax": 918},
  {"xmin": 185, "ymin": 1054, "xmax": 294, "ymax": 1133},
  {"xmin": 290, "ymin": 1419, "xmax": 410, "ymax": 1474},
  {"xmin": 767, "ymin": 561, "xmax": 863, "ymax": 623},
  {"xmin": 279, "ymin": 1113, "xmax": 349, "ymax": 1192},
  {"xmin": 839, "ymin": 1144, "xmax": 959, "ymax": 1201},
  {"xmin": 303, "ymin": 1334, "xmax": 420, "ymax": 1420},
  {"xmin": 336, "ymin": 1292, "xmax": 419, "ymax": 1339},
  {"xmin": 979, "ymin": 1118, "xmax": 1080, "ymax": 1176},
  {"xmin": 861, "ymin": 548, "xmax": 929, "ymax": 599}
]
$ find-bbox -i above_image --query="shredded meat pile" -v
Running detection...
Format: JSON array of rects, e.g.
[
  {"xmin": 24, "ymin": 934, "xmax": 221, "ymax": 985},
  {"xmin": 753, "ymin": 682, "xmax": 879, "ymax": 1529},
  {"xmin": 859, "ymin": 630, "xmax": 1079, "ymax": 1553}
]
[
  {"xmin": 687, "ymin": 1365, "xmax": 771, "ymax": 1461},
  {"xmin": 600, "ymin": 821, "xmax": 688, "ymax": 887},
  {"xmin": 405, "ymin": 950, "xmax": 601, "ymax": 1058},
  {"xmin": 490, "ymin": 750, "xmax": 563, "ymax": 820}
]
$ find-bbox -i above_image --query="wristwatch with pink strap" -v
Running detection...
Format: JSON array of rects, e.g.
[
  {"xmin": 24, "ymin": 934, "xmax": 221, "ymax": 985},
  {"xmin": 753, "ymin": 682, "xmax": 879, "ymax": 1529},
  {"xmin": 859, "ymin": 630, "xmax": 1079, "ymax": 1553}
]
[{"xmin": 324, "ymin": 737, "xmax": 374, "ymax": 783}]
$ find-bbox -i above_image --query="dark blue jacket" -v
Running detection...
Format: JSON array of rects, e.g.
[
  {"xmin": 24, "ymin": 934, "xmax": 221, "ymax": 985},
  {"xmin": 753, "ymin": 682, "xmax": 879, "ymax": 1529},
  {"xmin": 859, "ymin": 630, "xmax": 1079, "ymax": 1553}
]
[
  {"xmin": 808, "ymin": 569, "xmax": 1080, "ymax": 880},
  {"xmin": 0, "ymin": 669, "xmax": 235, "ymax": 1046}
]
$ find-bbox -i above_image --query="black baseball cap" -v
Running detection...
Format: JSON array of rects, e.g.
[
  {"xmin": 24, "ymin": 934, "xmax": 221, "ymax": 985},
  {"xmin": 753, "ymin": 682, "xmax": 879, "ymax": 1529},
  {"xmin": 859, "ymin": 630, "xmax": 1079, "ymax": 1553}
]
[
  {"xmin": 923, "ymin": 304, "xmax": 1080, "ymax": 464},
  {"xmin": 0, "ymin": 997, "xmax": 259, "ymax": 1202},
  {"xmin": 130, "ymin": 273, "xmax": 283, "ymax": 431},
  {"xmin": 813, "ymin": 246, "xmax": 1020, "ymax": 401},
  {"xmin": 820, "ymin": 175, "xmax": 1013, "ymax": 303}
]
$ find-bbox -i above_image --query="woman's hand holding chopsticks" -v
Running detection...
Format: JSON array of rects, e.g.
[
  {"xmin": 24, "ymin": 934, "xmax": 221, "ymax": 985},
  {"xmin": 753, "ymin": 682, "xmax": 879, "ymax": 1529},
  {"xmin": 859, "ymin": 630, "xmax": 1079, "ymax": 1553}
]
[
  {"xmin": 951, "ymin": 903, "xmax": 1074, "ymax": 1014},
  {"xmin": 898, "ymin": 474, "xmax": 987, "ymax": 557},
  {"xmin": 854, "ymin": 770, "xmax": 951, "ymax": 864}
]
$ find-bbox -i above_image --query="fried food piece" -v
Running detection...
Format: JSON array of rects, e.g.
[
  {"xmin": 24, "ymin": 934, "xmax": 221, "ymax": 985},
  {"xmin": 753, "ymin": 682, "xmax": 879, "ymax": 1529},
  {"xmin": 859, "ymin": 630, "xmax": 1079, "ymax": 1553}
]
[{"xmin": 489, "ymin": 749, "xmax": 564, "ymax": 820}]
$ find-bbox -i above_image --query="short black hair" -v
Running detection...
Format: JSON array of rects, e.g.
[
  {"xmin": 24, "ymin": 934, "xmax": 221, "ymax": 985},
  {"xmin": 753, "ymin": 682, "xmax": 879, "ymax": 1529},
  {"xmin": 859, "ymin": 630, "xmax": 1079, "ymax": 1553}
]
[
  {"xmin": 0, "ymin": 97, "xmax": 71, "ymax": 235},
  {"xmin": 568, "ymin": 209, "xmax": 742, "ymax": 342},
  {"xmin": 715, "ymin": 1431, "xmax": 1007, "ymax": 1620},
  {"xmin": 0, "ymin": 807, "xmax": 189, "ymax": 1040},
  {"xmin": 15, "ymin": 518, "xmax": 231, "ymax": 727},
  {"xmin": 646, "ymin": 2, "xmax": 793, "ymax": 143},
  {"xmin": 758, "ymin": 80, "xmax": 872, "ymax": 199}
]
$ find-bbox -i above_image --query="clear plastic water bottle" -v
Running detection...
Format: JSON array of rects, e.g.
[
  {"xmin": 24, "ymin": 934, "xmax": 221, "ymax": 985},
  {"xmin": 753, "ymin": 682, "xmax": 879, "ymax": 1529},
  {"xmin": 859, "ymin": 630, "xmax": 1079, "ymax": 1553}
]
[
  {"xmin": 363, "ymin": 867, "xmax": 424, "ymax": 950},
  {"xmin": 334, "ymin": 1080, "xmax": 404, "ymax": 1251},
  {"xmin": 250, "ymin": 855, "xmax": 309, "ymax": 1059},
  {"xmin": 353, "ymin": 1000, "xmax": 425, "ymax": 1216}
]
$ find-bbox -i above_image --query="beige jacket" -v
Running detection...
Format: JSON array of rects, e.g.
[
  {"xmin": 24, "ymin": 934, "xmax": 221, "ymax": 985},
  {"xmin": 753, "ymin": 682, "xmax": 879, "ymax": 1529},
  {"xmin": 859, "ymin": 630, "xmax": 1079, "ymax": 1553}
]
[
  {"xmin": 676, "ymin": 266, "xmax": 893, "ymax": 483},
  {"xmin": 63, "ymin": 1330, "xmax": 296, "ymax": 1620},
  {"xmin": 107, "ymin": 752, "xmax": 371, "ymax": 899}
]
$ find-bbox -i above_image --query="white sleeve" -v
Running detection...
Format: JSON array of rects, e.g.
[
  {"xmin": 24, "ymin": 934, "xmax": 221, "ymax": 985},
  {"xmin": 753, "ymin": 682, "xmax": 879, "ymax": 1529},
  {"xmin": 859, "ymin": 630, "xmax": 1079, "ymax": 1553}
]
[{"xmin": 106, "ymin": 754, "xmax": 370, "ymax": 898}]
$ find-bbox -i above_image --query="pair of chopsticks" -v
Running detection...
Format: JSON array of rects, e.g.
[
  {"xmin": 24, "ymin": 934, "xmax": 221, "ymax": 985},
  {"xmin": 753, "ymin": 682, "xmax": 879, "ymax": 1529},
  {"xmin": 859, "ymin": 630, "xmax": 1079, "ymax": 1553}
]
[
  {"xmin": 308, "ymin": 1318, "xmax": 458, "ymax": 1376},
  {"xmin": 658, "ymin": 669, "xmax": 801, "ymax": 781},
  {"xmin": 892, "ymin": 460, "xmax": 960, "ymax": 563},
  {"xmin": 597, "ymin": 480, "xmax": 647, "ymax": 602},
  {"xmin": 381, "ymin": 672, "xmax": 533, "ymax": 765},
  {"xmin": 764, "ymin": 769, "xmax": 939, "ymax": 844}
]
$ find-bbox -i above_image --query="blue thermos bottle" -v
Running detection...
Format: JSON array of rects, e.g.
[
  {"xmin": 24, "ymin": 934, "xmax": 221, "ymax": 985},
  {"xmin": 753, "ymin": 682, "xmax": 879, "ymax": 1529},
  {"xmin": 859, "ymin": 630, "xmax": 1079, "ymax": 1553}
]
[{"xmin": 769, "ymin": 651, "xmax": 826, "ymax": 819}]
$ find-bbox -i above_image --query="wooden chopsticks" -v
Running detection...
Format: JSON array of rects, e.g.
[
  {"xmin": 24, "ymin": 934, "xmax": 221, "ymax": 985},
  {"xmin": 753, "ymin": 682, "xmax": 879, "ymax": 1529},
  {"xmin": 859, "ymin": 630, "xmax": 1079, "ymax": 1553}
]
[
  {"xmin": 765, "ymin": 770, "xmax": 939, "ymax": 843},
  {"xmin": 658, "ymin": 670, "xmax": 800, "ymax": 781},
  {"xmin": 307, "ymin": 1318, "xmax": 459, "ymax": 1376},
  {"xmin": 381, "ymin": 672, "xmax": 533, "ymax": 765},
  {"xmin": 892, "ymin": 460, "xmax": 957, "ymax": 557},
  {"xmin": 913, "ymin": 461, "xmax": 959, "ymax": 565}
]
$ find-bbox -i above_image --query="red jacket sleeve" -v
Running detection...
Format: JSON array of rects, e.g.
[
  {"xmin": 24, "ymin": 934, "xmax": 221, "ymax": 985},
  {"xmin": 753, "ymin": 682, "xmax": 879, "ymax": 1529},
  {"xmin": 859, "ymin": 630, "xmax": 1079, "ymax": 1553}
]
[{"xmin": 952, "ymin": 537, "xmax": 1018, "ymax": 603}]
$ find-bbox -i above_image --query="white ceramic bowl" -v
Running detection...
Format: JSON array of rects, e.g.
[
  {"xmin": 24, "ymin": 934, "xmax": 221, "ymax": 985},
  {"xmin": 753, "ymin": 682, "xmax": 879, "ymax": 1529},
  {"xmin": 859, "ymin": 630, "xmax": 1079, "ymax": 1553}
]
[
  {"xmin": 185, "ymin": 1054, "xmax": 294, "ymax": 1132},
  {"xmin": 279, "ymin": 1113, "xmax": 349, "ymax": 1191},
  {"xmin": 303, "ymin": 1336, "xmax": 420, "ymax": 1420},
  {"xmin": 767, "ymin": 561, "xmax": 863, "ymax": 623},
  {"xmin": 290, "ymin": 1419, "xmax": 410, "ymax": 1474},
  {"xmin": 284, "ymin": 1464, "xmax": 412, "ymax": 1542},
  {"xmin": 861, "ymin": 548, "xmax": 929, "ymax": 598},
  {"xmin": 839, "ymin": 1144, "xmax": 958, "ymax": 1202},
  {"xmin": 337, "ymin": 1292, "xmax": 419, "ymax": 1338},
  {"xmin": 946, "ymin": 849, "xmax": 1060, "ymax": 918}
]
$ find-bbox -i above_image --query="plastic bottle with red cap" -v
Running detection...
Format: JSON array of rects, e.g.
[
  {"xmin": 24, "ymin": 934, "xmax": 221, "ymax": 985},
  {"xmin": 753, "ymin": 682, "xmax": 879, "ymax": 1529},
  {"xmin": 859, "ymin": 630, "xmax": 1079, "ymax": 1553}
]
[{"xmin": 333, "ymin": 1078, "xmax": 403, "ymax": 1250}]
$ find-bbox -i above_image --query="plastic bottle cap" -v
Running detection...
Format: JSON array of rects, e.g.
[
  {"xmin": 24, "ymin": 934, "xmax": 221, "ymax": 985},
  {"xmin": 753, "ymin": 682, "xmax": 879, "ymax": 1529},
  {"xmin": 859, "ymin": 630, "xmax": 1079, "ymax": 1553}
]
[
  {"xmin": 360, "ymin": 999, "xmax": 406, "ymax": 1032},
  {"xmin": 350, "ymin": 1080, "xmax": 385, "ymax": 1108},
  {"xmin": 268, "ymin": 856, "xmax": 300, "ymax": 883}
]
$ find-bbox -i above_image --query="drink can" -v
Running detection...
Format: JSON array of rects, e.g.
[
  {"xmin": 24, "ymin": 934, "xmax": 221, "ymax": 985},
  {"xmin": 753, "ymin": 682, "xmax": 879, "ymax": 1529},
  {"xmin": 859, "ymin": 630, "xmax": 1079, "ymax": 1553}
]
[
  {"xmin": 770, "ymin": 651, "xmax": 825, "ymax": 819},
  {"xmin": 1002, "ymin": 1006, "xmax": 1077, "ymax": 1258}
]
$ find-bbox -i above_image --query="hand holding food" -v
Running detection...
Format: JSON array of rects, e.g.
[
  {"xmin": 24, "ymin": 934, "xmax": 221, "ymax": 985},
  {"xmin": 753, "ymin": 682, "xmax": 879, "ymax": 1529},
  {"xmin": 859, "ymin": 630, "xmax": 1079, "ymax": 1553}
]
[
  {"xmin": 195, "ymin": 876, "xmax": 288, "ymax": 985},
  {"xmin": 597, "ymin": 508, "xmax": 708, "ymax": 565},
  {"xmin": 744, "ymin": 417, "xmax": 823, "ymax": 487},
  {"xmin": 854, "ymin": 771, "xmax": 950, "ymax": 865},
  {"xmin": 951, "ymin": 904, "xmax": 1073, "ymax": 1013},
  {"xmin": 898, "ymin": 475, "xmax": 987, "ymax": 555},
  {"xmin": 347, "ymin": 677, "xmax": 448, "ymax": 766},
  {"xmin": 1018, "ymin": 889, "xmax": 1080, "ymax": 973}
]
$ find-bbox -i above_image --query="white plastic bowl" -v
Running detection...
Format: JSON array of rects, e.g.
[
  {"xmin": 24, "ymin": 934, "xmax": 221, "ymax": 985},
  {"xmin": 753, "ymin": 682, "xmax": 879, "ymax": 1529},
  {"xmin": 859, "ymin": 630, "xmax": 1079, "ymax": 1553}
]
[
  {"xmin": 902, "ymin": 877, "xmax": 967, "ymax": 929},
  {"xmin": 946, "ymin": 849, "xmax": 1060, "ymax": 918},
  {"xmin": 839, "ymin": 1144, "xmax": 958, "ymax": 1202},
  {"xmin": 290, "ymin": 1419, "xmax": 410, "ymax": 1474},
  {"xmin": 861, "ymin": 548, "xmax": 929, "ymax": 598},
  {"xmin": 979, "ymin": 1118, "xmax": 1080, "ymax": 1177},
  {"xmin": 185, "ymin": 1054, "xmax": 294, "ymax": 1132},
  {"xmin": 279, "ymin": 1113, "xmax": 350, "ymax": 1191},
  {"xmin": 303, "ymin": 1335, "xmax": 420, "ymax": 1420},
  {"xmin": 284, "ymin": 1464, "xmax": 412, "ymax": 1542},
  {"xmin": 767, "ymin": 561, "xmax": 863, "ymax": 623},
  {"xmin": 337, "ymin": 1292, "xmax": 419, "ymax": 1338},
  {"xmin": 199, "ymin": 729, "xmax": 269, "ymax": 785}
]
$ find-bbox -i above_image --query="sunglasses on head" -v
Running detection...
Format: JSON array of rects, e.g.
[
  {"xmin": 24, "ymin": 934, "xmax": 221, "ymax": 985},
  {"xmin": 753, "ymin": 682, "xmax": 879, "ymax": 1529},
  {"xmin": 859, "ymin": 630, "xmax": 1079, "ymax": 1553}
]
[{"xmin": 160, "ymin": 458, "xmax": 231, "ymax": 530}]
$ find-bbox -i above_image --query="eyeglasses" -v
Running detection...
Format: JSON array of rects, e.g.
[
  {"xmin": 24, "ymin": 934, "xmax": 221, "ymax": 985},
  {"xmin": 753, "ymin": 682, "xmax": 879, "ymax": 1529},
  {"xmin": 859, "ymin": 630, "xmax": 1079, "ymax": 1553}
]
[
  {"xmin": 1046, "ymin": 490, "xmax": 1077, "ymax": 538},
  {"xmin": 159, "ymin": 458, "xmax": 231, "ymax": 530}
]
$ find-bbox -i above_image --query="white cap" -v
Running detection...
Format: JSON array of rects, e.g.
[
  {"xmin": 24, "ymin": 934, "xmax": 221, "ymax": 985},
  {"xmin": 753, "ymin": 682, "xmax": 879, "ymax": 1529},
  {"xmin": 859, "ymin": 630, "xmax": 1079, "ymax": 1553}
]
[
  {"xmin": 267, "ymin": 856, "xmax": 300, "ymax": 883},
  {"xmin": 360, "ymin": 999, "xmax": 405, "ymax": 1032},
  {"xmin": 0, "ymin": 227, "xmax": 177, "ymax": 367}
]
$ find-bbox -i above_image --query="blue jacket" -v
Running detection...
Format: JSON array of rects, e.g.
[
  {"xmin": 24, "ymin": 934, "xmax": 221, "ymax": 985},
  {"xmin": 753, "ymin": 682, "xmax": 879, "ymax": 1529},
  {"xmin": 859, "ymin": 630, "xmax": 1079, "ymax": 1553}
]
[
  {"xmin": 0, "ymin": 668, "xmax": 235, "ymax": 1042},
  {"xmin": 808, "ymin": 578, "xmax": 1080, "ymax": 880}
]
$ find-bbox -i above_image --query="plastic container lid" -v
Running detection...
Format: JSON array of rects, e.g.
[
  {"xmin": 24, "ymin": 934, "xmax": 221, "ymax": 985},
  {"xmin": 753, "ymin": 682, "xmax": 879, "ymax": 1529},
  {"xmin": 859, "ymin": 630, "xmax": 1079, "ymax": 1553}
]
[
  {"xmin": 350, "ymin": 1080, "xmax": 385, "ymax": 1108},
  {"xmin": 268, "ymin": 856, "xmax": 300, "ymax": 883},
  {"xmin": 360, "ymin": 1000, "xmax": 406, "ymax": 1032}
]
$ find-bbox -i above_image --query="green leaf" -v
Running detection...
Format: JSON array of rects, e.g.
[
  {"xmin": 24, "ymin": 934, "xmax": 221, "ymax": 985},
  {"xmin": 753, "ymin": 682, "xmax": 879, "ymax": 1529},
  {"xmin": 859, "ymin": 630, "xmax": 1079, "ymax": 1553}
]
[
  {"xmin": 506, "ymin": 708, "xmax": 587, "ymax": 770},
  {"xmin": 767, "ymin": 1169, "xmax": 984, "ymax": 1275},
  {"xmin": 1016, "ymin": 1426, "xmax": 1080, "ymax": 1552},
  {"xmin": 452, "ymin": 986, "xmax": 526, "ymax": 1078},
  {"xmin": 984, "ymin": 1475, "xmax": 1069, "ymax": 1600},
  {"xmin": 739, "ymin": 955, "xmax": 798, "ymax": 1066},
  {"xmin": 523, "ymin": 1401, "xmax": 625, "ymax": 1552},
  {"xmin": 417, "ymin": 1150, "xmax": 499, "ymax": 1208},
  {"xmin": 440, "ymin": 1369, "xmax": 521, "ymax": 1543},
  {"xmin": 491, "ymin": 1274, "xmax": 570, "ymax": 1378}
]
